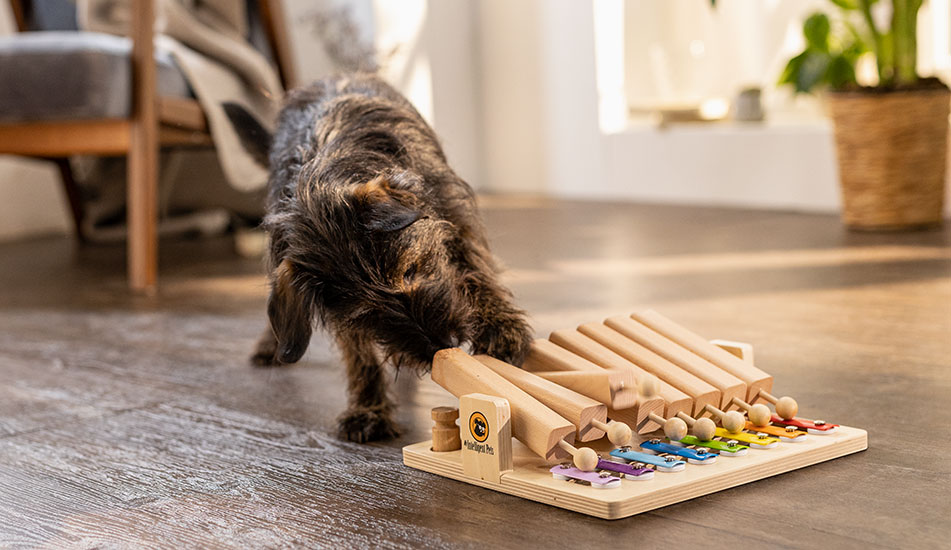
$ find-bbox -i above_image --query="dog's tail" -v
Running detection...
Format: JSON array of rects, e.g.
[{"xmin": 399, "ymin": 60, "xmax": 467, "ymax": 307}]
[{"xmin": 222, "ymin": 102, "xmax": 272, "ymax": 168}]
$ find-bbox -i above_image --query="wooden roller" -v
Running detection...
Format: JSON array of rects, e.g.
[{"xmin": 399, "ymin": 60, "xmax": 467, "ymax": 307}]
[
  {"xmin": 578, "ymin": 322, "xmax": 720, "ymax": 416},
  {"xmin": 604, "ymin": 316, "xmax": 746, "ymax": 408},
  {"xmin": 474, "ymin": 355, "xmax": 607, "ymax": 442},
  {"xmin": 522, "ymin": 339, "xmax": 603, "ymax": 372},
  {"xmin": 631, "ymin": 310, "xmax": 774, "ymax": 401},
  {"xmin": 530, "ymin": 370, "xmax": 637, "ymax": 410},
  {"xmin": 432, "ymin": 348, "xmax": 576, "ymax": 461},
  {"xmin": 548, "ymin": 329, "xmax": 689, "ymax": 423}
]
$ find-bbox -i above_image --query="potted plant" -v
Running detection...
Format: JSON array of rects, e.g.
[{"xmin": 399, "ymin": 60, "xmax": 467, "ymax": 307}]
[{"xmin": 779, "ymin": 1, "xmax": 949, "ymax": 230}]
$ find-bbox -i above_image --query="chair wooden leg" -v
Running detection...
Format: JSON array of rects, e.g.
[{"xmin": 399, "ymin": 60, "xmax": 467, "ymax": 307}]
[
  {"xmin": 50, "ymin": 158, "xmax": 87, "ymax": 243},
  {"xmin": 128, "ymin": 0, "xmax": 158, "ymax": 293}
]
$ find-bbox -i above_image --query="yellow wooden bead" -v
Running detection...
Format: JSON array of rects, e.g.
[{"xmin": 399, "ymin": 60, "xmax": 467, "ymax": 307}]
[
  {"xmin": 664, "ymin": 417, "xmax": 688, "ymax": 441},
  {"xmin": 574, "ymin": 447, "xmax": 600, "ymax": 472},
  {"xmin": 607, "ymin": 422, "xmax": 632, "ymax": 446},
  {"xmin": 776, "ymin": 396, "xmax": 798, "ymax": 420},
  {"xmin": 694, "ymin": 417, "xmax": 717, "ymax": 441},
  {"xmin": 749, "ymin": 404, "xmax": 772, "ymax": 427}
]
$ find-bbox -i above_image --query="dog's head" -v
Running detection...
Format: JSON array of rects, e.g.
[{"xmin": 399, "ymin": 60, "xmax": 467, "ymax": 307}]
[{"xmin": 266, "ymin": 171, "xmax": 473, "ymax": 369}]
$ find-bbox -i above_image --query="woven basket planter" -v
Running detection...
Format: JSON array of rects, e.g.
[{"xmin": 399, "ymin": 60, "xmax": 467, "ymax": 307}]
[{"xmin": 828, "ymin": 86, "xmax": 950, "ymax": 230}]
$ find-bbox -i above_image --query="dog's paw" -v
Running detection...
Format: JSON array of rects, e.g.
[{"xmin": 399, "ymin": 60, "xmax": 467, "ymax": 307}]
[
  {"xmin": 250, "ymin": 329, "xmax": 283, "ymax": 367},
  {"xmin": 472, "ymin": 315, "xmax": 533, "ymax": 366},
  {"xmin": 337, "ymin": 407, "xmax": 401, "ymax": 443}
]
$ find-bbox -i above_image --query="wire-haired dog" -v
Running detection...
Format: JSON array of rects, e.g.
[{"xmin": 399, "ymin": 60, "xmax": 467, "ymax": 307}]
[{"xmin": 224, "ymin": 74, "xmax": 532, "ymax": 442}]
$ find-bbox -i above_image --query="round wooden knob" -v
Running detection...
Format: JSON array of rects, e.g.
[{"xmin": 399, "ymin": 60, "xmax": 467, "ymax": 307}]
[
  {"xmin": 606, "ymin": 422, "xmax": 632, "ymax": 446},
  {"xmin": 431, "ymin": 406, "xmax": 459, "ymax": 422},
  {"xmin": 693, "ymin": 417, "xmax": 717, "ymax": 441},
  {"xmin": 722, "ymin": 410, "xmax": 746, "ymax": 433},
  {"xmin": 664, "ymin": 417, "xmax": 688, "ymax": 441},
  {"xmin": 748, "ymin": 403, "xmax": 771, "ymax": 427},
  {"xmin": 638, "ymin": 374, "xmax": 659, "ymax": 398},
  {"xmin": 776, "ymin": 396, "xmax": 798, "ymax": 420},
  {"xmin": 573, "ymin": 447, "xmax": 600, "ymax": 472}
]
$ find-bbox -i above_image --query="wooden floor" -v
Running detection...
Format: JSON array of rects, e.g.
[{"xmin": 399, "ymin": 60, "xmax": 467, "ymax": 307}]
[{"xmin": 1, "ymin": 199, "xmax": 949, "ymax": 548}]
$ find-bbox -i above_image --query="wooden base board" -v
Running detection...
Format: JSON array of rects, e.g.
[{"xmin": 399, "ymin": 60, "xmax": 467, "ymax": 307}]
[{"xmin": 403, "ymin": 425, "xmax": 867, "ymax": 520}]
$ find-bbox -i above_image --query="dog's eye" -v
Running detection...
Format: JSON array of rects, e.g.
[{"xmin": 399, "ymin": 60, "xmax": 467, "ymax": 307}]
[{"xmin": 403, "ymin": 264, "xmax": 418, "ymax": 283}]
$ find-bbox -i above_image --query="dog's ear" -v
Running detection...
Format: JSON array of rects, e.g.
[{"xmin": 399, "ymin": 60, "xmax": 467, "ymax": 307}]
[
  {"xmin": 353, "ymin": 176, "xmax": 422, "ymax": 232},
  {"xmin": 267, "ymin": 259, "xmax": 312, "ymax": 363},
  {"xmin": 222, "ymin": 102, "xmax": 272, "ymax": 168}
]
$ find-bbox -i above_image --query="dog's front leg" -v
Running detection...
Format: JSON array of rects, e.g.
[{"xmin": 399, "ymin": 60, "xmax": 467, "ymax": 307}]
[{"xmin": 335, "ymin": 328, "xmax": 400, "ymax": 442}]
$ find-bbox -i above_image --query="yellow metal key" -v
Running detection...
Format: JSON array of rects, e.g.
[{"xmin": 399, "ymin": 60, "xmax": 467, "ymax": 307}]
[{"xmin": 714, "ymin": 427, "xmax": 781, "ymax": 448}]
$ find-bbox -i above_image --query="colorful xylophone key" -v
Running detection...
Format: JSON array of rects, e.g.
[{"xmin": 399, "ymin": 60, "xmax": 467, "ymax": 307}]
[
  {"xmin": 610, "ymin": 447, "xmax": 686, "ymax": 471},
  {"xmin": 595, "ymin": 458, "xmax": 655, "ymax": 480},
  {"xmin": 745, "ymin": 421, "xmax": 808, "ymax": 441},
  {"xmin": 640, "ymin": 438, "xmax": 717, "ymax": 464},
  {"xmin": 673, "ymin": 435, "xmax": 748, "ymax": 456},
  {"xmin": 771, "ymin": 415, "xmax": 838, "ymax": 435},
  {"xmin": 714, "ymin": 427, "xmax": 780, "ymax": 448},
  {"xmin": 550, "ymin": 464, "xmax": 622, "ymax": 489}
]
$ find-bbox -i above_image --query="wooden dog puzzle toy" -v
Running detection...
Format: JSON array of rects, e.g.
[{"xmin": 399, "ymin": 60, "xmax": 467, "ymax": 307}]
[{"xmin": 403, "ymin": 309, "xmax": 868, "ymax": 519}]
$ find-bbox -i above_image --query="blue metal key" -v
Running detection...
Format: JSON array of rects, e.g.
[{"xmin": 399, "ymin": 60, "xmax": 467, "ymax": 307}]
[
  {"xmin": 609, "ymin": 447, "xmax": 686, "ymax": 471},
  {"xmin": 640, "ymin": 438, "xmax": 717, "ymax": 464}
]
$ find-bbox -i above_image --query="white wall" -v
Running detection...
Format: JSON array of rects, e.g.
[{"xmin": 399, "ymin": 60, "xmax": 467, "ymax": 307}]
[{"xmin": 472, "ymin": 0, "xmax": 949, "ymax": 215}]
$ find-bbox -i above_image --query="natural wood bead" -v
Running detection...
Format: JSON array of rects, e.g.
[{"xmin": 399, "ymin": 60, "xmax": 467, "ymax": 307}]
[
  {"xmin": 722, "ymin": 410, "xmax": 746, "ymax": 433},
  {"xmin": 749, "ymin": 404, "xmax": 772, "ymax": 427},
  {"xmin": 591, "ymin": 419, "xmax": 632, "ymax": 446},
  {"xmin": 664, "ymin": 417, "xmax": 688, "ymax": 441},
  {"xmin": 574, "ymin": 447, "xmax": 600, "ymax": 471},
  {"xmin": 556, "ymin": 439, "xmax": 599, "ymax": 472},
  {"xmin": 776, "ymin": 396, "xmax": 799, "ymax": 420},
  {"xmin": 693, "ymin": 417, "xmax": 717, "ymax": 441},
  {"xmin": 758, "ymin": 390, "xmax": 799, "ymax": 420}
]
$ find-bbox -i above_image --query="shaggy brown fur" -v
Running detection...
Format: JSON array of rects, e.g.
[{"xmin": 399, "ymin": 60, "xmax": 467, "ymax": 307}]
[{"xmin": 224, "ymin": 74, "xmax": 532, "ymax": 442}]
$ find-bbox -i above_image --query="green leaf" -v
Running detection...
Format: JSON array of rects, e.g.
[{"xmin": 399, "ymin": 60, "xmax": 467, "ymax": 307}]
[
  {"xmin": 778, "ymin": 51, "xmax": 807, "ymax": 88},
  {"xmin": 829, "ymin": 0, "xmax": 859, "ymax": 9},
  {"xmin": 797, "ymin": 51, "xmax": 831, "ymax": 92},
  {"xmin": 803, "ymin": 13, "xmax": 831, "ymax": 51},
  {"xmin": 827, "ymin": 55, "xmax": 857, "ymax": 88}
]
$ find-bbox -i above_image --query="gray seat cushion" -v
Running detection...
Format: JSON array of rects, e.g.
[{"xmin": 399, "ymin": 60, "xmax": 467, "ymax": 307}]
[{"xmin": 0, "ymin": 32, "xmax": 192, "ymax": 123}]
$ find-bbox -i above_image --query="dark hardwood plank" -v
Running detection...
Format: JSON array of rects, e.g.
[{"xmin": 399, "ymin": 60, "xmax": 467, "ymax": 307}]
[{"xmin": 0, "ymin": 200, "xmax": 948, "ymax": 548}]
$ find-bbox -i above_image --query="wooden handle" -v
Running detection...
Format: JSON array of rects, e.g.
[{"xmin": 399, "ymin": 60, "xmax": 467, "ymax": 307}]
[
  {"xmin": 604, "ymin": 316, "xmax": 747, "ymax": 408},
  {"xmin": 432, "ymin": 348, "xmax": 576, "ymax": 461},
  {"xmin": 676, "ymin": 411, "xmax": 717, "ymax": 441},
  {"xmin": 579, "ymin": 322, "xmax": 720, "ymax": 416},
  {"xmin": 522, "ymin": 339, "xmax": 603, "ymax": 372},
  {"xmin": 474, "ymin": 355, "xmax": 608, "ymax": 442},
  {"xmin": 530, "ymin": 370, "xmax": 637, "ymax": 410},
  {"xmin": 589, "ymin": 418, "xmax": 632, "ymax": 446},
  {"xmin": 631, "ymin": 310, "xmax": 773, "ymax": 401},
  {"xmin": 702, "ymin": 404, "xmax": 746, "ymax": 434},
  {"xmin": 730, "ymin": 397, "xmax": 772, "ymax": 427},
  {"xmin": 647, "ymin": 412, "xmax": 688, "ymax": 441},
  {"xmin": 549, "ymin": 329, "xmax": 688, "ymax": 423},
  {"xmin": 555, "ymin": 439, "xmax": 599, "ymax": 471},
  {"xmin": 756, "ymin": 389, "xmax": 799, "ymax": 420}
]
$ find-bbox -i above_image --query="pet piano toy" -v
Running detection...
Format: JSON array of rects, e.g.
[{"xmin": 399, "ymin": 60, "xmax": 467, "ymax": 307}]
[{"xmin": 402, "ymin": 310, "xmax": 867, "ymax": 520}]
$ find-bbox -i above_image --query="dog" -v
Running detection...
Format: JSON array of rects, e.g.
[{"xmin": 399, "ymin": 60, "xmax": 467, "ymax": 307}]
[{"xmin": 224, "ymin": 74, "xmax": 533, "ymax": 442}]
